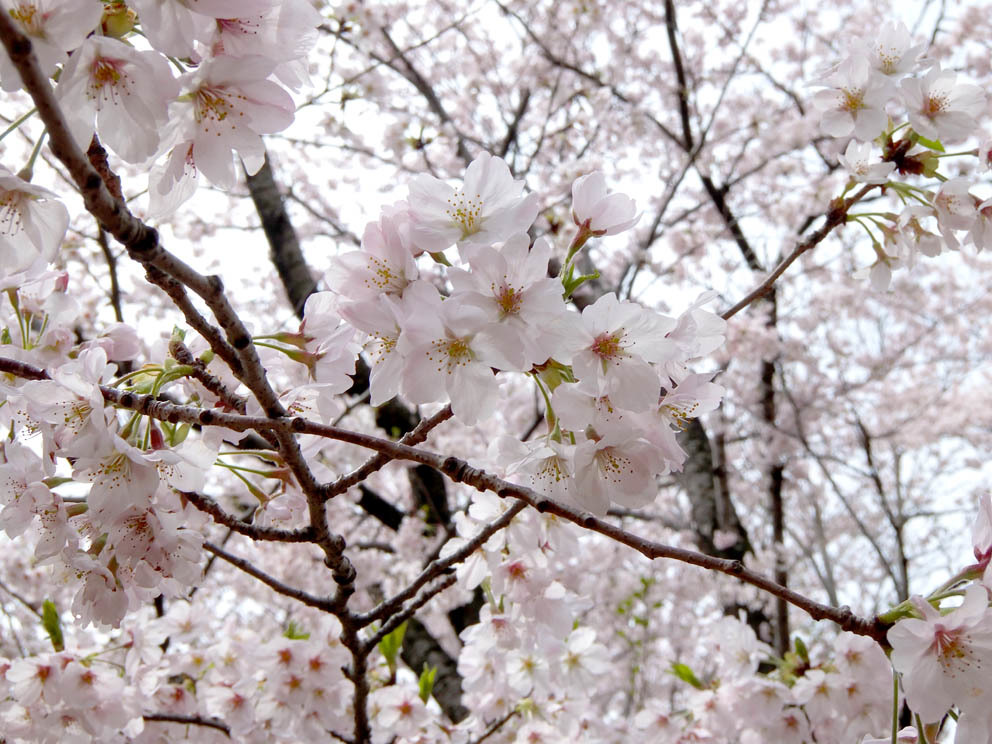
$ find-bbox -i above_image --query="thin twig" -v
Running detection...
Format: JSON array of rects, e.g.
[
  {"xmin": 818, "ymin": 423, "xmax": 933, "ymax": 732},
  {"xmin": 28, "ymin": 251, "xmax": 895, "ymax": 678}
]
[
  {"xmin": 721, "ymin": 184, "xmax": 877, "ymax": 320},
  {"xmin": 203, "ymin": 541, "xmax": 333, "ymax": 612},
  {"xmin": 143, "ymin": 713, "xmax": 231, "ymax": 737}
]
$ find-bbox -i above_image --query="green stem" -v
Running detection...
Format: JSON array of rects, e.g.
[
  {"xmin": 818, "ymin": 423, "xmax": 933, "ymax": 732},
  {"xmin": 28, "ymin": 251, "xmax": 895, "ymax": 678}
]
[
  {"xmin": 20, "ymin": 130, "xmax": 47, "ymax": 181},
  {"xmin": 0, "ymin": 107, "xmax": 37, "ymax": 142},
  {"xmin": 891, "ymin": 669, "xmax": 899, "ymax": 744}
]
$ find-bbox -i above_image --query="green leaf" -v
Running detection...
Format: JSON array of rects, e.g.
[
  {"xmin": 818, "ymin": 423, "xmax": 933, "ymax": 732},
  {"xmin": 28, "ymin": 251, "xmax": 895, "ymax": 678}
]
[
  {"xmin": 794, "ymin": 636, "xmax": 809, "ymax": 664},
  {"xmin": 378, "ymin": 621, "xmax": 407, "ymax": 673},
  {"xmin": 418, "ymin": 664, "xmax": 437, "ymax": 703},
  {"xmin": 283, "ymin": 620, "xmax": 310, "ymax": 640},
  {"xmin": 41, "ymin": 600, "xmax": 64, "ymax": 652},
  {"xmin": 170, "ymin": 422, "xmax": 191, "ymax": 446},
  {"xmin": 913, "ymin": 133, "xmax": 945, "ymax": 152},
  {"xmin": 669, "ymin": 661, "xmax": 704, "ymax": 689},
  {"xmin": 561, "ymin": 270, "xmax": 600, "ymax": 300}
]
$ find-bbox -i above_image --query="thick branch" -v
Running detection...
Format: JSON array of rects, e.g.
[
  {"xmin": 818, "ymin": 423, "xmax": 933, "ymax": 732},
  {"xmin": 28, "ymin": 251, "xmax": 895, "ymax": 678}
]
[{"xmin": 244, "ymin": 152, "xmax": 317, "ymax": 319}]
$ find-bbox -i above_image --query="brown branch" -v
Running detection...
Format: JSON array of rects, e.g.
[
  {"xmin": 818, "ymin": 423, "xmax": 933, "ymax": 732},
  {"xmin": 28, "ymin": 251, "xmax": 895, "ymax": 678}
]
[
  {"xmin": 365, "ymin": 574, "xmax": 458, "ymax": 649},
  {"xmin": 356, "ymin": 500, "xmax": 528, "ymax": 629},
  {"xmin": 182, "ymin": 490, "xmax": 315, "ymax": 543},
  {"xmin": 143, "ymin": 713, "xmax": 230, "ymax": 737},
  {"xmin": 468, "ymin": 710, "xmax": 518, "ymax": 744},
  {"xmin": 721, "ymin": 184, "xmax": 877, "ymax": 320},
  {"xmin": 321, "ymin": 405, "xmax": 454, "ymax": 499},
  {"xmin": 203, "ymin": 541, "xmax": 333, "ymax": 612},
  {"xmin": 96, "ymin": 226, "xmax": 124, "ymax": 323},
  {"xmin": 0, "ymin": 355, "xmax": 890, "ymax": 642},
  {"xmin": 168, "ymin": 338, "xmax": 249, "ymax": 416}
]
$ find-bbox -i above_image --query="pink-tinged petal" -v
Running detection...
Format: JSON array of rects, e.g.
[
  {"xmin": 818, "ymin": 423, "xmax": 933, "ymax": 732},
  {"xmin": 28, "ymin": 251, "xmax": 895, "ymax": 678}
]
[
  {"xmin": 449, "ymin": 364, "xmax": 499, "ymax": 425},
  {"xmin": 605, "ymin": 358, "xmax": 661, "ymax": 411}
]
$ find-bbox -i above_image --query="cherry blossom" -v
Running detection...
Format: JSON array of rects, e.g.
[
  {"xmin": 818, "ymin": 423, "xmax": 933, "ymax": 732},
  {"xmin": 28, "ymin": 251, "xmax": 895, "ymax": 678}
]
[
  {"xmin": 837, "ymin": 141, "xmax": 896, "ymax": 185},
  {"xmin": 0, "ymin": 167, "xmax": 69, "ymax": 285},
  {"xmin": 167, "ymin": 55, "xmax": 296, "ymax": 188},
  {"xmin": 889, "ymin": 585, "xmax": 992, "ymax": 722},
  {"xmin": 901, "ymin": 64, "xmax": 986, "ymax": 143},
  {"xmin": 0, "ymin": 0, "xmax": 102, "ymax": 91},
  {"xmin": 812, "ymin": 57, "xmax": 889, "ymax": 141},
  {"xmin": 570, "ymin": 171, "xmax": 640, "ymax": 236},
  {"xmin": 557, "ymin": 292, "xmax": 676, "ymax": 411},
  {"xmin": 57, "ymin": 36, "xmax": 178, "ymax": 164},
  {"xmin": 408, "ymin": 151, "xmax": 540, "ymax": 252},
  {"xmin": 448, "ymin": 234, "xmax": 568, "ymax": 366}
]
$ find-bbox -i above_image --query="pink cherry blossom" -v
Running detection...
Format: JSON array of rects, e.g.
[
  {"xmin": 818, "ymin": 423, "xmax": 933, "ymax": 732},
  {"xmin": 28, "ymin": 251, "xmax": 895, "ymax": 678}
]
[
  {"xmin": 889, "ymin": 585, "xmax": 992, "ymax": 722},
  {"xmin": 570, "ymin": 171, "xmax": 640, "ymax": 236}
]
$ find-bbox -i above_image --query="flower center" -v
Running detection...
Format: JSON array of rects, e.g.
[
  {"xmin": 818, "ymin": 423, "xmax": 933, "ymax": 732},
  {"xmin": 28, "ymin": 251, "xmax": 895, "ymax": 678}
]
[
  {"xmin": 924, "ymin": 93, "xmax": 949, "ymax": 117},
  {"xmin": 363, "ymin": 255, "xmax": 404, "ymax": 293},
  {"xmin": 445, "ymin": 190, "xmax": 483, "ymax": 237},
  {"xmin": 875, "ymin": 46, "xmax": 900, "ymax": 75},
  {"xmin": 590, "ymin": 332, "xmax": 624, "ymax": 361},
  {"xmin": 194, "ymin": 86, "xmax": 238, "ymax": 126},
  {"xmin": 495, "ymin": 283, "xmax": 523, "ymax": 317},
  {"xmin": 595, "ymin": 447, "xmax": 633, "ymax": 483},
  {"xmin": 841, "ymin": 87, "xmax": 866, "ymax": 113},
  {"xmin": 10, "ymin": 4, "xmax": 42, "ymax": 35},
  {"xmin": 427, "ymin": 337, "xmax": 473, "ymax": 372},
  {"xmin": 933, "ymin": 624, "xmax": 968, "ymax": 668},
  {"xmin": 91, "ymin": 58, "xmax": 124, "ymax": 89}
]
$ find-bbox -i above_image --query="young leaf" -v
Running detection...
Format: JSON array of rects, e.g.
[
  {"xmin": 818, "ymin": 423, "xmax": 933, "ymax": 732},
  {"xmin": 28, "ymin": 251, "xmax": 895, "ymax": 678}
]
[
  {"xmin": 41, "ymin": 600, "xmax": 64, "ymax": 652},
  {"xmin": 378, "ymin": 620, "xmax": 408, "ymax": 674},
  {"xmin": 669, "ymin": 661, "xmax": 704, "ymax": 689},
  {"xmin": 418, "ymin": 664, "xmax": 437, "ymax": 702},
  {"xmin": 284, "ymin": 620, "xmax": 310, "ymax": 640}
]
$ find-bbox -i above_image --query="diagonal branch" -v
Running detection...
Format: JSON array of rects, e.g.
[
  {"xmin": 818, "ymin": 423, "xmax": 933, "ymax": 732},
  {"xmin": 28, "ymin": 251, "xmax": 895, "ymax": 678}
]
[{"xmin": 203, "ymin": 541, "xmax": 333, "ymax": 612}]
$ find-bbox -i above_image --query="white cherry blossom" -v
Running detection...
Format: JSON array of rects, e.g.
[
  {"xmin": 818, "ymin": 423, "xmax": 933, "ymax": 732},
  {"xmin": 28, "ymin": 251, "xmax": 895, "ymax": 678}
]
[
  {"xmin": 408, "ymin": 152, "xmax": 540, "ymax": 252},
  {"xmin": 0, "ymin": 167, "xmax": 69, "ymax": 286},
  {"xmin": 901, "ymin": 64, "xmax": 985, "ymax": 143},
  {"xmin": 557, "ymin": 292, "xmax": 676, "ymax": 412},
  {"xmin": 57, "ymin": 36, "xmax": 178, "ymax": 163},
  {"xmin": 837, "ymin": 141, "xmax": 896, "ymax": 185},
  {"xmin": 889, "ymin": 585, "xmax": 992, "ymax": 722},
  {"xmin": 0, "ymin": 0, "xmax": 103, "ymax": 91},
  {"xmin": 812, "ymin": 57, "xmax": 889, "ymax": 141}
]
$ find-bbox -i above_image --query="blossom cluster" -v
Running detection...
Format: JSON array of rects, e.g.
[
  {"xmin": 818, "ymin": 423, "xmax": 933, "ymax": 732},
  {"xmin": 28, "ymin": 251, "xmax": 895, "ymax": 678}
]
[
  {"xmin": 4, "ymin": 4, "xmax": 991, "ymax": 744},
  {"xmin": 312, "ymin": 151, "xmax": 726, "ymax": 516},
  {"xmin": 0, "ymin": 0, "xmax": 318, "ymax": 233},
  {"xmin": 812, "ymin": 21, "xmax": 991, "ymax": 289}
]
